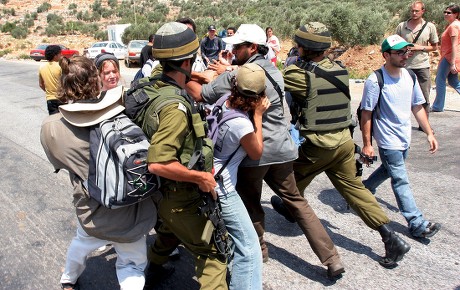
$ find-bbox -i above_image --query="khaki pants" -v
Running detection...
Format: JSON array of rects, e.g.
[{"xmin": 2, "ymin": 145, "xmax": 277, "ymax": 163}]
[
  {"xmin": 294, "ymin": 139, "xmax": 390, "ymax": 230},
  {"xmin": 148, "ymin": 187, "xmax": 227, "ymax": 290}
]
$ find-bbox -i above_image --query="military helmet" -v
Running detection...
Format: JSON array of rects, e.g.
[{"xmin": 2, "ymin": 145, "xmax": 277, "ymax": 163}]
[
  {"xmin": 294, "ymin": 22, "xmax": 332, "ymax": 51},
  {"xmin": 152, "ymin": 22, "xmax": 199, "ymax": 61}
]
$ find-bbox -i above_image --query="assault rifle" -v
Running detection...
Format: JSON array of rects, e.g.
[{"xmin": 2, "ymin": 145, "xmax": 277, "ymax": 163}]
[{"xmin": 188, "ymin": 102, "xmax": 230, "ymax": 261}]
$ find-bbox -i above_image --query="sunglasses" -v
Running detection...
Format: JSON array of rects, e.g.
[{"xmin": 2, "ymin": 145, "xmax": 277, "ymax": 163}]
[
  {"xmin": 444, "ymin": 11, "xmax": 453, "ymax": 14},
  {"xmin": 390, "ymin": 50, "xmax": 410, "ymax": 56}
]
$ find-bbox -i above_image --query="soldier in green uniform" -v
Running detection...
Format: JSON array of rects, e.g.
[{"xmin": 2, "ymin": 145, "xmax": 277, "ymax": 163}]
[
  {"xmin": 143, "ymin": 22, "xmax": 228, "ymax": 289},
  {"xmin": 274, "ymin": 22, "xmax": 412, "ymax": 268}
]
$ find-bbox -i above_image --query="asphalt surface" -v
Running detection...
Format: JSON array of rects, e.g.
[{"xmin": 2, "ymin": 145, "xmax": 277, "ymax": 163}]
[{"xmin": 0, "ymin": 59, "xmax": 459, "ymax": 290}]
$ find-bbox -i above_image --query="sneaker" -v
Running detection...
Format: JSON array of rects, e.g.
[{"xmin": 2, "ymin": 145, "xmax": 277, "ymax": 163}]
[
  {"xmin": 144, "ymin": 263, "xmax": 175, "ymax": 289},
  {"xmin": 418, "ymin": 222, "xmax": 441, "ymax": 238},
  {"xmin": 270, "ymin": 195, "xmax": 295, "ymax": 223}
]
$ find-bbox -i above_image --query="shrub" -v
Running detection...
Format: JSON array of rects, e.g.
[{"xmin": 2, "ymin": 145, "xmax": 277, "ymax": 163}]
[
  {"xmin": 11, "ymin": 26, "xmax": 28, "ymax": 39},
  {"xmin": 18, "ymin": 54, "xmax": 30, "ymax": 59},
  {"xmin": 1, "ymin": 0, "xmax": 9, "ymax": 4},
  {"xmin": 37, "ymin": 2, "xmax": 51, "ymax": 13},
  {"xmin": 108, "ymin": 0, "xmax": 118, "ymax": 9},
  {"xmin": 45, "ymin": 23, "xmax": 62, "ymax": 36},
  {"xmin": 68, "ymin": 3, "xmax": 77, "ymax": 10},
  {"xmin": 1, "ymin": 21, "xmax": 17, "ymax": 33},
  {"xmin": 94, "ymin": 30, "xmax": 108, "ymax": 41},
  {"xmin": 0, "ymin": 49, "xmax": 12, "ymax": 57},
  {"xmin": 47, "ymin": 13, "xmax": 63, "ymax": 24}
]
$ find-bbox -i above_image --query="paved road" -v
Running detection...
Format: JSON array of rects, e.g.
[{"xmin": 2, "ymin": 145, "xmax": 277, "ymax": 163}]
[{"xmin": 0, "ymin": 59, "xmax": 459, "ymax": 290}]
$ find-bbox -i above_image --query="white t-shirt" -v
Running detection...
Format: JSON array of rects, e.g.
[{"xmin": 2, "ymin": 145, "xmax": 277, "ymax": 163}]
[
  {"xmin": 361, "ymin": 66, "xmax": 425, "ymax": 150},
  {"xmin": 213, "ymin": 105, "xmax": 253, "ymax": 197}
]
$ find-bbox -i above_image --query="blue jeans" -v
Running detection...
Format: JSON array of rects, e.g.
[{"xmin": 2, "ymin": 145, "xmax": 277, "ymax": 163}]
[
  {"xmin": 432, "ymin": 57, "xmax": 460, "ymax": 111},
  {"xmin": 220, "ymin": 190, "xmax": 262, "ymax": 290},
  {"xmin": 363, "ymin": 148, "xmax": 428, "ymax": 237}
]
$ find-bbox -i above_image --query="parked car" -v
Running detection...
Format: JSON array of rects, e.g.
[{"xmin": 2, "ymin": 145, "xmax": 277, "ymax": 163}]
[
  {"xmin": 29, "ymin": 44, "xmax": 79, "ymax": 61},
  {"xmin": 85, "ymin": 41, "xmax": 127, "ymax": 60},
  {"xmin": 124, "ymin": 40, "xmax": 148, "ymax": 67}
]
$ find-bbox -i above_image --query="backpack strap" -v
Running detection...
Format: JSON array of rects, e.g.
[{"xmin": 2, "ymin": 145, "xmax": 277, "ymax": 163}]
[{"xmin": 412, "ymin": 21, "xmax": 429, "ymax": 44}]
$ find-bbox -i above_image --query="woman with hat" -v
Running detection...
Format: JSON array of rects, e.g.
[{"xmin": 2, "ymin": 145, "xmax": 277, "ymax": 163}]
[
  {"xmin": 94, "ymin": 52, "xmax": 122, "ymax": 91},
  {"xmin": 40, "ymin": 56, "xmax": 157, "ymax": 290}
]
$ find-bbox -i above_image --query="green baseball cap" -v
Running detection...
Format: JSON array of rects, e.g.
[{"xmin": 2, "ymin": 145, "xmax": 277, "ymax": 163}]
[{"xmin": 381, "ymin": 35, "xmax": 414, "ymax": 52}]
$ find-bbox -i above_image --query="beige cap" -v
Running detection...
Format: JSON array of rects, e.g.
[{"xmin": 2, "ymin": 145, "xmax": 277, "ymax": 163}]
[
  {"xmin": 236, "ymin": 63, "xmax": 266, "ymax": 97},
  {"xmin": 59, "ymin": 85, "xmax": 125, "ymax": 127}
]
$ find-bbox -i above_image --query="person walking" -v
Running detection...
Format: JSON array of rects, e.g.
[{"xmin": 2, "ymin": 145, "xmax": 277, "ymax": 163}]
[
  {"xmin": 266, "ymin": 27, "xmax": 280, "ymax": 66},
  {"xmin": 41, "ymin": 56, "xmax": 157, "ymax": 290},
  {"xmin": 431, "ymin": 4, "xmax": 460, "ymax": 112},
  {"xmin": 187, "ymin": 23, "xmax": 346, "ymax": 279},
  {"xmin": 141, "ymin": 22, "xmax": 228, "ymax": 290},
  {"xmin": 278, "ymin": 22, "xmax": 411, "ymax": 269},
  {"xmin": 396, "ymin": 0, "xmax": 439, "ymax": 130},
  {"xmin": 361, "ymin": 34, "xmax": 441, "ymax": 239},
  {"xmin": 38, "ymin": 45, "xmax": 63, "ymax": 115}
]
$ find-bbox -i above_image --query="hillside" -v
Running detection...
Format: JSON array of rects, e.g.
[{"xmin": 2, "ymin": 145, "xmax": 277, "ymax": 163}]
[{"xmin": 0, "ymin": 0, "xmax": 440, "ymax": 77}]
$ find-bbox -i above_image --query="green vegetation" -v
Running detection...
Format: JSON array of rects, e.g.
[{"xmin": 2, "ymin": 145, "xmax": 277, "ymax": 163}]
[
  {"xmin": 18, "ymin": 53, "xmax": 31, "ymax": 59},
  {"xmin": 0, "ymin": 49, "xmax": 12, "ymax": 57},
  {"xmin": 36, "ymin": 2, "xmax": 52, "ymax": 13},
  {"xmin": 0, "ymin": 0, "xmax": 454, "ymax": 47}
]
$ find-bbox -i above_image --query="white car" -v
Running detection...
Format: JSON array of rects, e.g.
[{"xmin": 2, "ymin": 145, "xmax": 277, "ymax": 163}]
[
  {"xmin": 125, "ymin": 40, "xmax": 148, "ymax": 67},
  {"xmin": 85, "ymin": 41, "xmax": 127, "ymax": 59}
]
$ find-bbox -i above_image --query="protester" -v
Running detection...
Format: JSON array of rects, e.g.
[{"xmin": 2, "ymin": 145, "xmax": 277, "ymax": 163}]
[
  {"xmin": 396, "ymin": 0, "xmax": 439, "ymax": 129},
  {"xmin": 187, "ymin": 23, "xmax": 346, "ymax": 279},
  {"xmin": 214, "ymin": 63, "xmax": 269, "ymax": 289},
  {"xmin": 277, "ymin": 22, "xmax": 411, "ymax": 269},
  {"xmin": 361, "ymin": 34, "xmax": 441, "ymax": 239},
  {"xmin": 431, "ymin": 4, "xmax": 460, "ymax": 112},
  {"xmin": 140, "ymin": 34, "xmax": 154, "ymax": 67},
  {"xmin": 266, "ymin": 27, "xmax": 280, "ymax": 66},
  {"xmin": 142, "ymin": 22, "xmax": 227, "ymax": 290},
  {"xmin": 40, "ymin": 56, "xmax": 156, "ymax": 290},
  {"xmin": 200, "ymin": 25, "xmax": 224, "ymax": 67},
  {"xmin": 38, "ymin": 45, "xmax": 63, "ymax": 115},
  {"xmin": 94, "ymin": 53, "xmax": 121, "ymax": 91}
]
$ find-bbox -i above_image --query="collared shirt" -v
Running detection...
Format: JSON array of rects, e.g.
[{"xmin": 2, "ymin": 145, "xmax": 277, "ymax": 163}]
[{"xmin": 396, "ymin": 20, "xmax": 439, "ymax": 69}]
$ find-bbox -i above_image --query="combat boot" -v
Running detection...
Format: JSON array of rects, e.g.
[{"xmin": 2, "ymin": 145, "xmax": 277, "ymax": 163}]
[{"xmin": 378, "ymin": 224, "xmax": 411, "ymax": 268}]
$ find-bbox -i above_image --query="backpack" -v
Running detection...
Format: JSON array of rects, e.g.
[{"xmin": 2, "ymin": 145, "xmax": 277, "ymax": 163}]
[
  {"xmin": 206, "ymin": 94, "xmax": 250, "ymax": 149},
  {"xmin": 356, "ymin": 68, "xmax": 417, "ymax": 134},
  {"xmin": 125, "ymin": 76, "xmax": 214, "ymax": 174},
  {"xmin": 86, "ymin": 113, "xmax": 161, "ymax": 209}
]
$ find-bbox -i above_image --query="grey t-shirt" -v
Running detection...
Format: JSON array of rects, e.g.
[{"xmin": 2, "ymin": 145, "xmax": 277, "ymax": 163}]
[
  {"xmin": 361, "ymin": 66, "xmax": 425, "ymax": 150},
  {"xmin": 201, "ymin": 54, "xmax": 298, "ymax": 166}
]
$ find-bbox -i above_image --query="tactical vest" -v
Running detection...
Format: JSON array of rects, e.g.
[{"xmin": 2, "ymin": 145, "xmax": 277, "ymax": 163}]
[{"xmin": 294, "ymin": 60, "xmax": 352, "ymax": 132}]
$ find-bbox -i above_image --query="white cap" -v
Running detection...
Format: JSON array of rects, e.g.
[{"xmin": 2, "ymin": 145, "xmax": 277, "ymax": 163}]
[{"xmin": 223, "ymin": 24, "xmax": 266, "ymax": 46}]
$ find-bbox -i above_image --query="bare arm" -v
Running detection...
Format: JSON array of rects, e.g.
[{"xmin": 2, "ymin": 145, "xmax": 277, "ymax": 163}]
[
  {"xmin": 185, "ymin": 80, "xmax": 204, "ymax": 102},
  {"xmin": 239, "ymin": 97, "xmax": 270, "ymax": 160},
  {"xmin": 412, "ymin": 104, "xmax": 438, "ymax": 153},
  {"xmin": 148, "ymin": 160, "xmax": 217, "ymax": 199},
  {"xmin": 451, "ymin": 34, "xmax": 458, "ymax": 73},
  {"xmin": 38, "ymin": 74, "xmax": 46, "ymax": 92},
  {"xmin": 360, "ymin": 110, "xmax": 375, "ymax": 164}
]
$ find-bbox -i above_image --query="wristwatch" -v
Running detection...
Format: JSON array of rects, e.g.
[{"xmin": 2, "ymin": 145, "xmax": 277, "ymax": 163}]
[{"xmin": 225, "ymin": 66, "xmax": 232, "ymax": 72}]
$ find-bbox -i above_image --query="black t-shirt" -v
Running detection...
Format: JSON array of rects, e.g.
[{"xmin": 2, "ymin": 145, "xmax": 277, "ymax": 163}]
[{"xmin": 140, "ymin": 44, "xmax": 152, "ymax": 67}]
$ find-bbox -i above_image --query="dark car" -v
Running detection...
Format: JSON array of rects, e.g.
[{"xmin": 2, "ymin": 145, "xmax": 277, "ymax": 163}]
[{"xmin": 29, "ymin": 44, "xmax": 80, "ymax": 61}]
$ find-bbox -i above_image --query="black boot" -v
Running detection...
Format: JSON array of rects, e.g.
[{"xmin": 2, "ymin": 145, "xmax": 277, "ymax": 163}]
[
  {"xmin": 378, "ymin": 224, "xmax": 411, "ymax": 268},
  {"xmin": 144, "ymin": 263, "xmax": 175, "ymax": 289},
  {"xmin": 270, "ymin": 195, "xmax": 295, "ymax": 223}
]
